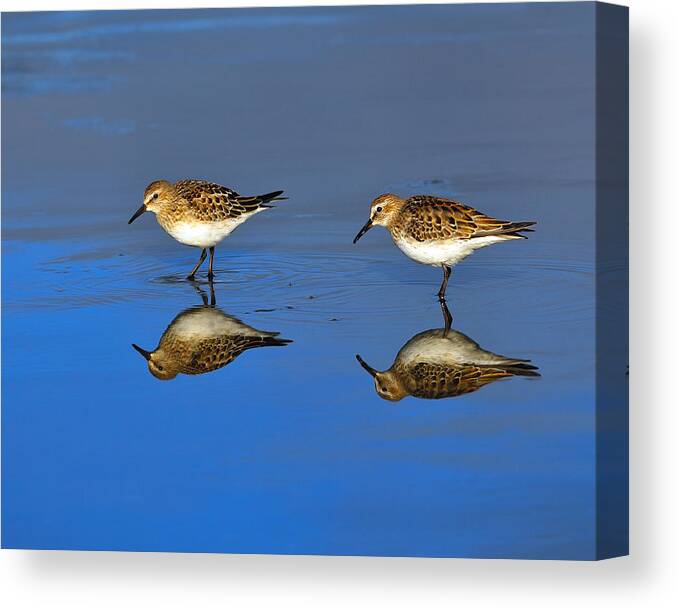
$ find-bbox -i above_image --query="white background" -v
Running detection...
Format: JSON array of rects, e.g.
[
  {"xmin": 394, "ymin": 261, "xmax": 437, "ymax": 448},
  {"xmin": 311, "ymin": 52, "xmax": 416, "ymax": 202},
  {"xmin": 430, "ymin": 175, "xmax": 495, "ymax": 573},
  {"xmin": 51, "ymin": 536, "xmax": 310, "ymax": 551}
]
[{"xmin": 0, "ymin": 0, "xmax": 675, "ymax": 608}]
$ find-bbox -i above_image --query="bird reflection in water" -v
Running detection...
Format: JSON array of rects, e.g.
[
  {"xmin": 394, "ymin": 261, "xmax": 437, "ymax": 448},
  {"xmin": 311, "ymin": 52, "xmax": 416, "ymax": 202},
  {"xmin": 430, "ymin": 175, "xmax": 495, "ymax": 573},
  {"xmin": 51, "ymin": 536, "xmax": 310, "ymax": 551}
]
[
  {"xmin": 356, "ymin": 299, "xmax": 539, "ymax": 401},
  {"xmin": 132, "ymin": 282, "xmax": 292, "ymax": 380}
]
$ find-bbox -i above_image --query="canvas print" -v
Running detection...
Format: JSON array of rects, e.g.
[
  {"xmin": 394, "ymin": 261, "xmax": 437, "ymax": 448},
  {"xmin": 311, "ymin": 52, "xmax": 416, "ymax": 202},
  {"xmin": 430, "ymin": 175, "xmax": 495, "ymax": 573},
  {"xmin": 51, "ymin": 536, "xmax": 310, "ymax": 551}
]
[{"xmin": 1, "ymin": 2, "xmax": 628, "ymax": 559}]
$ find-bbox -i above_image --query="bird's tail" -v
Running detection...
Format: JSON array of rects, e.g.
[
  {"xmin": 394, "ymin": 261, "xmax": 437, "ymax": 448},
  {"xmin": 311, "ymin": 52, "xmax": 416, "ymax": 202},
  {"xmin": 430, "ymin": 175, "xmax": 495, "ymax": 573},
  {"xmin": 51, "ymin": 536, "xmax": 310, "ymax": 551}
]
[
  {"xmin": 235, "ymin": 190, "xmax": 286, "ymax": 212},
  {"xmin": 501, "ymin": 221, "xmax": 537, "ymax": 238},
  {"xmin": 501, "ymin": 362, "xmax": 541, "ymax": 377},
  {"xmin": 259, "ymin": 335, "xmax": 293, "ymax": 348},
  {"xmin": 258, "ymin": 190, "xmax": 286, "ymax": 203}
]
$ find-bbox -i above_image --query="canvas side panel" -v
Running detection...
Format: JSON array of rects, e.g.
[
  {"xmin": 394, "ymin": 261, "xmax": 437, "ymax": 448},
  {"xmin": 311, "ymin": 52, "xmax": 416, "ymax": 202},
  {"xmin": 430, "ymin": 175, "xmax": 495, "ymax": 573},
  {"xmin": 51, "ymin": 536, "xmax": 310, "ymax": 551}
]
[{"xmin": 595, "ymin": 1, "xmax": 629, "ymax": 560}]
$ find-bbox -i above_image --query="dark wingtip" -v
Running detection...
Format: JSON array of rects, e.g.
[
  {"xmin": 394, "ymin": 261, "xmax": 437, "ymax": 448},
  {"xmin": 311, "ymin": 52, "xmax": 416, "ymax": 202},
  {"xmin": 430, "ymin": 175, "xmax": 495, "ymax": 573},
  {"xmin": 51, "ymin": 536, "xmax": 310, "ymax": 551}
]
[
  {"xmin": 511, "ymin": 221, "xmax": 537, "ymax": 230},
  {"xmin": 263, "ymin": 337, "xmax": 293, "ymax": 347},
  {"xmin": 258, "ymin": 190, "xmax": 285, "ymax": 203},
  {"xmin": 506, "ymin": 221, "xmax": 537, "ymax": 239},
  {"xmin": 507, "ymin": 363, "xmax": 541, "ymax": 377}
]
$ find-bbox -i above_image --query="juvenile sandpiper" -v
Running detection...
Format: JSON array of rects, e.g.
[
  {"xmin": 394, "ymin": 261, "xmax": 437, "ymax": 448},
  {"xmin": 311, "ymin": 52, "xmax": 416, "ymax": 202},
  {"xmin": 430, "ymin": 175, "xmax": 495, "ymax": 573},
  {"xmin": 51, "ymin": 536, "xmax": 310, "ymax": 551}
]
[
  {"xmin": 132, "ymin": 290, "xmax": 292, "ymax": 381},
  {"xmin": 353, "ymin": 193, "xmax": 535, "ymax": 299},
  {"xmin": 356, "ymin": 301, "xmax": 539, "ymax": 402},
  {"xmin": 128, "ymin": 179, "xmax": 285, "ymax": 280}
]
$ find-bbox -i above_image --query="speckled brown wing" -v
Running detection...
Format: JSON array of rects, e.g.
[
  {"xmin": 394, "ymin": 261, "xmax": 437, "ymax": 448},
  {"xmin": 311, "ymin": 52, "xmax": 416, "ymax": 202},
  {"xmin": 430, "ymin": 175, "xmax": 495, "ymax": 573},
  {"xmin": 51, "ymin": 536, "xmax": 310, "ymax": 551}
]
[
  {"xmin": 398, "ymin": 196, "xmax": 534, "ymax": 242},
  {"xmin": 175, "ymin": 179, "xmax": 274, "ymax": 223},
  {"xmin": 406, "ymin": 361, "xmax": 514, "ymax": 399},
  {"xmin": 163, "ymin": 334, "xmax": 282, "ymax": 376}
]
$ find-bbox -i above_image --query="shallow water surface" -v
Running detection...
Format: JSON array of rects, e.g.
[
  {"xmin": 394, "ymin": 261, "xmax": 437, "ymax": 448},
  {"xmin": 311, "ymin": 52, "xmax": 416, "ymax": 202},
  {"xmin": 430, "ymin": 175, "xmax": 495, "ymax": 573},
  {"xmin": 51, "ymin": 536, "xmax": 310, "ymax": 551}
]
[{"xmin": 2, "ymin": 4, "xmax": 619, "ymax": 558}]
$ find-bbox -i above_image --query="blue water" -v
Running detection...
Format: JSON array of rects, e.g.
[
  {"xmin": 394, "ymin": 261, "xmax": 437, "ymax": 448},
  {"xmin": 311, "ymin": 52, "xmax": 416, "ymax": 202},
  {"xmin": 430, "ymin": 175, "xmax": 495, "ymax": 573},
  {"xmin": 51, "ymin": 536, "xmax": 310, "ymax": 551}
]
[{"xmin": 2, "ymin": 3, "xmax": 611, "ymax": 558}]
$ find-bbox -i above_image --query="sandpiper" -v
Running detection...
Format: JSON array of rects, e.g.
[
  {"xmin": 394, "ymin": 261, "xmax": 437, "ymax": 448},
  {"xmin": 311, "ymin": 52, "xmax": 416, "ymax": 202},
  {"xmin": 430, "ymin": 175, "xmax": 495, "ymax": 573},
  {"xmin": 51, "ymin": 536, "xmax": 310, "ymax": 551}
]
[
  {"xmin": 132, "ymin": 289, "xmax": 292, "ymax": 380},
  {"xmin": 356, "ymin": 301, "xmax": 539, "ymax": 402},
  {"xmin": 128, "ymin": 179, "xmax": 285, "ymax": 279},
  {"xmin": 353, "ymin": 193, "xmax": 535, "ymax": 298}
]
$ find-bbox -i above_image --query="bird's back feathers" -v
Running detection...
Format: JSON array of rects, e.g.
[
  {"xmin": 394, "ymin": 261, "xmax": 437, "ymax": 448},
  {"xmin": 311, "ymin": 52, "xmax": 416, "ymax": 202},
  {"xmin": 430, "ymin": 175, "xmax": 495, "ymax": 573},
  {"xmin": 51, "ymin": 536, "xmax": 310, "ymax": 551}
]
[
  {"xmin": 174, "ymin": 179, "xmax": 285, "ymax": 222},
  {"xmin": 395, "ymin": 195, "xmax": 536, "ymax": 242}
]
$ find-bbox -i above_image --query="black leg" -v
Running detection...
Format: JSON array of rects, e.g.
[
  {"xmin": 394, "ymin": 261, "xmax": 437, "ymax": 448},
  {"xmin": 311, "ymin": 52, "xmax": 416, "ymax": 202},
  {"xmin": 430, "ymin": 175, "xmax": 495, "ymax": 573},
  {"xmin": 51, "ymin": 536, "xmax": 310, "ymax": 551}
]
[
  {"xmin": 191, "ymin": 282, "xmax": 209, "ymax": 306},
  {"xmin": 208, "ymin": 279, "xmax": 216, "ymax": 307},
  {"xmin": 437, "ymin": 265, "xmax": 451, "ymax": 300},
  {"xmin": 187, "ymin": 249, "xmax": 207, "ymax": 280},
  {"xmin": 208, "ymin": 247, "xmax": 216, "ymax": 280},
  {"xmin": 439, "ymin": 297, "xmax": 453, "ymax": 336}
]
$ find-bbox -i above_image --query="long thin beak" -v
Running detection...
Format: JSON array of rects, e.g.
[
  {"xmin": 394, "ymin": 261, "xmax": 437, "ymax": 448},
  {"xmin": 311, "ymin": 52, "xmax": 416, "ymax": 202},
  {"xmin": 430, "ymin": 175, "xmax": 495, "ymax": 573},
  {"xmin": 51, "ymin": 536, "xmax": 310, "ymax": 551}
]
[
  {"xmin": 131, "ymin": 344, "xmax": 152, "ymax": 361},
  {"xmin": 128, "ymin": 204, "xmax": 146, "ymax": 224},
  {"xmin": 353, "ymin": 219, "xmax": 373, "ymax": 244},
  {"xmin": 355, "ymin": 354, "xmax": 378, "ymax": 378}
]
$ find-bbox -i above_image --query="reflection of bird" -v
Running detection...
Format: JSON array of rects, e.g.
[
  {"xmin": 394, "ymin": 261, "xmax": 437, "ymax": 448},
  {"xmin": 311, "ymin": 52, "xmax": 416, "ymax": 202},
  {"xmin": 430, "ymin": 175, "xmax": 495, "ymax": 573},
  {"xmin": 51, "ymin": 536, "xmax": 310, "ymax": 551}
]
[
  {"xmin": 353, "ymin": 193, "xmax": 535, "ymax": 298},
  {"xmin": 132, "ymin": 294, "xmax": 291, "ymax": 380},
  {"xmin": 128, "ymin": 179, "xmax": 285, "ymax": 279},
  {"xmin": 356, "ymin": 301, "xmax": 539, "ymax": 402}
]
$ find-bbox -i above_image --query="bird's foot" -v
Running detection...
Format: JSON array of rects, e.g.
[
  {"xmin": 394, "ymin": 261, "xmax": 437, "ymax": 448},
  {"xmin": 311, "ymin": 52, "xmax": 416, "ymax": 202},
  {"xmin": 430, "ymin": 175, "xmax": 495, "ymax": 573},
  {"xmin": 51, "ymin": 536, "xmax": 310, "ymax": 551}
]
[
  {"xmin": 207, "ymin": 272, "xmax": 215, "ymax": 281},
  {"xmin": 186, "ymin": 274, "xmax": 196, "ymax": 281}
]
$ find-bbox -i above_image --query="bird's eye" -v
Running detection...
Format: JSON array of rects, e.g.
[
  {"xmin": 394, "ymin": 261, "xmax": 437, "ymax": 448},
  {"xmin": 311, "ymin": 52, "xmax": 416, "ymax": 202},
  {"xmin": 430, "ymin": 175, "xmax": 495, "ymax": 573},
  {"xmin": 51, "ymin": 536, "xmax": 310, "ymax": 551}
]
[
  {"xmin": 153, "ymin": 193, "xmax": 159, "ymax": 199},
  {"xmin": 376, "ymin": 206, "xmax": 382, "ymax": 213}
]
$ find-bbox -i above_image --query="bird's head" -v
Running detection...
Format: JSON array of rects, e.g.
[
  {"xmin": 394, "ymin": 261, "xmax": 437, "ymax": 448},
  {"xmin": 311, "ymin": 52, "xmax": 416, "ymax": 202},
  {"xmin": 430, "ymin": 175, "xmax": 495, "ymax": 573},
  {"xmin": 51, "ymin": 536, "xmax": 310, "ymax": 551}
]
[
  {"xmin": 131, "ymin": 344, "xmax": 178, "ymax": 380},
  {"xmin": 355, "ymin": 354, "xmax": 407, "ymax": 402},
  {"xmin": 128, "ymin": 180, "xmax": 175, "ymax": 224},
  {"xmin": 353, "ymin": 193, "xmax": 404, "ymax": 243}
]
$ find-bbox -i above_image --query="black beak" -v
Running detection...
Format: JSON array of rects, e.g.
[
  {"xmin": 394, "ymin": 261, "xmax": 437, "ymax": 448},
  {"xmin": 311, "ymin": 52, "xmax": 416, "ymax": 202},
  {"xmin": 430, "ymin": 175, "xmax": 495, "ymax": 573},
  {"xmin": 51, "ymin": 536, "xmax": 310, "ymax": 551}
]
[
  {"xmin": 353, "ymin": 219, "xmax": 373, "ymax": 244},
  {"xmin": 355, "ymin": 354, "xmax": 378, "ymax": 378},
  {"xmin": 132, "ymin": 344, "xmax": 152, "ymax": 361},
  {"xmin": 128, "ymin": 204, "xmax": 146, "ymax": 225}
]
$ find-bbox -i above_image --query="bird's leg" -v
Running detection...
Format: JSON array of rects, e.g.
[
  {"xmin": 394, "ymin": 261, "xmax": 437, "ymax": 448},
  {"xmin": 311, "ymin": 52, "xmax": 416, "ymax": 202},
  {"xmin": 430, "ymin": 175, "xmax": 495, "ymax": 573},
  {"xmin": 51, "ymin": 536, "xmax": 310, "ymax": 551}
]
[
  {"xmin": 437, "ymin": 265, "xmax": 452, "ymax": 300},
  {"xmin": 439, "ymin": 297, "xmax": 453, "ymax": 337},
  {"xmin": 187, "ymin": 275, "xmax": 208, "ymax": 304},
  {"xmin": 208, "ymin": 246, "xmax": 216, "ymax": 280},
  {"xmin": 208, "ymin": 279, "xmax": 216, "ymax": 308},
  {"xmin": 193, "ymin": 282, "xmax": 209, "ymax": 306},
  {"xmin": 187, "ymin": 249, "xmax": 207, "ymax": 280}
]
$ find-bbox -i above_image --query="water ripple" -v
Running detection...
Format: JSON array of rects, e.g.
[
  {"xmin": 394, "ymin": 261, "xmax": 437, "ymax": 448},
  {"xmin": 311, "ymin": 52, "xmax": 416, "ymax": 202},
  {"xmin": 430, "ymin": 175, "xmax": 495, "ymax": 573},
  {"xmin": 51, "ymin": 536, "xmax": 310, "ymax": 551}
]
[{"xmin": 3, "ymin": 242, "xmax": 597, "ymax": 331}]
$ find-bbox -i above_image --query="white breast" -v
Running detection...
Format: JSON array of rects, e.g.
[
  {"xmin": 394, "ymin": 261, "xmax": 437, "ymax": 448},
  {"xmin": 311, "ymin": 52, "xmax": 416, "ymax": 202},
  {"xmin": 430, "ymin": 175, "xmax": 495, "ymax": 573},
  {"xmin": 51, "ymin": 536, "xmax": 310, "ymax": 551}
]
[
  {"xmin": 172, "ymin": 309, "xmax": 269, "ymax": 340},
  {"xmin": 166, "ymin": 216, "xmax": 250, "ymax": 248},
  {"xmin": 397, "ymin": 328, "xmax": 525, "ymax": 370},
  {"xmin": 397, "ymin": 330, "xmax": 468, "ymax": 366},
  {"xmin": 394, "ymin": 235, "xmax": 507, "ymax": 267}
]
